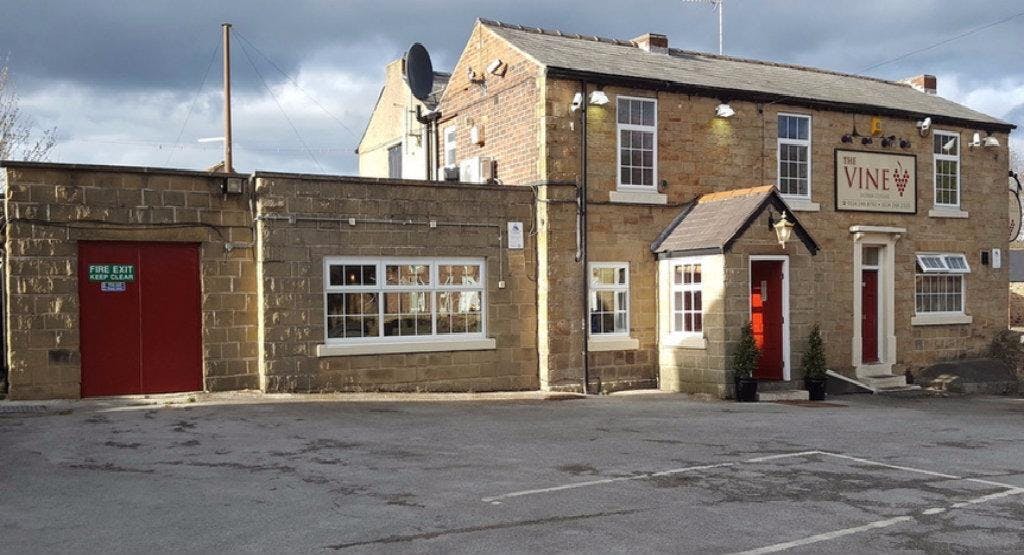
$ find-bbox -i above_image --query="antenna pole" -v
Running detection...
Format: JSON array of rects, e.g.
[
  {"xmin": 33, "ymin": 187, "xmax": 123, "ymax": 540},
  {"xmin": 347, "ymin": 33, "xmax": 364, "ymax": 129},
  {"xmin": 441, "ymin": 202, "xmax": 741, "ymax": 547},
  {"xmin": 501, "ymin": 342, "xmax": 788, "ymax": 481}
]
[
  {"xmin": 222, "ymin": 22, "xmax": 233, "ymax": 173},
  {"xmin": 718, "ymin": 0, "xmax": 723, "ymax": 54}
]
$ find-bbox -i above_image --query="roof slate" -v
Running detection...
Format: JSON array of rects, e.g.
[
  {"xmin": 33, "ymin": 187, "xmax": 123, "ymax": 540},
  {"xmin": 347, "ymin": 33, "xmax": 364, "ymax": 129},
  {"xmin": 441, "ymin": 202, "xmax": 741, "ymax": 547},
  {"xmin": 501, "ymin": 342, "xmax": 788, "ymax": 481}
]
[{"xmin": 481, "ymin": 19, "xmax": 1010, "ymax": 129}]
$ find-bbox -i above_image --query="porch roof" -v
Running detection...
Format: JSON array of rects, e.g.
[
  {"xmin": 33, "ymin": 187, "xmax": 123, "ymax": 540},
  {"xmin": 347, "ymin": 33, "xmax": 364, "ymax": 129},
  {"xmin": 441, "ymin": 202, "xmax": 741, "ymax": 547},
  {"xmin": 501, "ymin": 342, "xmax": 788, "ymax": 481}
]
[{"xmin": 650, "ymin": 185, "xmax": 819, "ymax": 256}]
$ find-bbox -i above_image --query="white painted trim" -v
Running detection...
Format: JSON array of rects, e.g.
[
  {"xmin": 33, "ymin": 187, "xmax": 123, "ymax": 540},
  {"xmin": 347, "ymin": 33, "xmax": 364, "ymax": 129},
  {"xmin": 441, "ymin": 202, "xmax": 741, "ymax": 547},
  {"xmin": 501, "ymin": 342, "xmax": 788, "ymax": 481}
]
[
  {"xmin": 776, "ymin": 112, "xmax": 812, "ymax": 200},
  {"xmin": 615, "ymin": 95, "xmax": 658, "ymax": 191},
  {"xmin": 661, "ymin": 335, "xmax": 708, "ymax": 350},
  {"xmin": 928, "ymin": 207, "xmax": 969, "ymax": 218},
  {"xmin": 317, "ymin": 337, "xmax": 496, "ymax": 357},
  {"xmin": 933, "ymin": 129, "xmax": 961, "ymax": 210},
  {"xmin": 587, "ymin": 261, "xmax": 631, "ymax": 337},
  {"xmin": 588, "ymin": 336, "xmax": 640, "ymax": 351},
  {"xmin": 608, "ymin": 190, "xmax": 668, "ymax": 205},
  {"xmin": 781, "ymin": 197, "xmax": 820, "ymax": 212},
  {"xmin": 748, "ymin": 255, "xmax": 791, "ymax": 381},
  {"xmin": 911, "ymin": 313, "xmax": 973, "ymax": 326},
  {"xmin": 851, "ymin": 232, "xmax": 899, "ymax": 376}
]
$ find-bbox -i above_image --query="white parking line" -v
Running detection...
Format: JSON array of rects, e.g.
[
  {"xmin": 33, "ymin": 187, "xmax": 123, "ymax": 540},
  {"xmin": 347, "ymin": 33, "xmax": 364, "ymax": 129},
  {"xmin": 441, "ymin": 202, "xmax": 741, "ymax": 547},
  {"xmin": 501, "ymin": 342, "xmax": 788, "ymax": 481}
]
[
  {"xmin": 816, "ymin": 451, "xmax": 962, "ymax": 479},
  {"xmin": 731, "ymin": 516, "xmax": 915, "ymax": 555}
]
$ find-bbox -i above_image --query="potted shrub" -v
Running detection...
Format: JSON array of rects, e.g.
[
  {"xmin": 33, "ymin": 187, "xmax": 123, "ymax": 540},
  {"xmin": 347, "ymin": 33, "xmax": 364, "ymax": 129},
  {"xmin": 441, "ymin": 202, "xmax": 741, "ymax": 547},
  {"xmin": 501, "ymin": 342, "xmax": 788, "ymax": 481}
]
[
  {"xmin": 733, "ymin": 322, "xmax": 760, "ymax": 402},
  {"xmin": 802, "ymin": 324, "xmax": 828, "ymax": 401}
]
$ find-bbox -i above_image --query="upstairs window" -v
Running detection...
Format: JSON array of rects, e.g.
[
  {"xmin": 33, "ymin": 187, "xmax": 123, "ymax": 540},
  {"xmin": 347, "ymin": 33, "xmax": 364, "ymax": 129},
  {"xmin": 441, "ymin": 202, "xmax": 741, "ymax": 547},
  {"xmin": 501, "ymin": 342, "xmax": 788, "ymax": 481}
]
[
  {"xmin": 443, "ymin": 126, "xmax": 457, "ymax": 168},
  {"xmin": 777, "ymin": 114, "xmax": 811, "ymax": 198},
  {"xmin": 933, "ymin": 131, "xmax": 960, "ymax": 207},
  {"xmin": 616, "ymin": 97, "xmax": 657, "ymax": 189},
  {"xmin": 387, "ymin": 143, "xmax": 402, "ymax": 179},
  {"xmin": 589, "ymin": 263, "xmax": 629, "ymax": 335},
  {"xmin": 915, "ymin": 253, "xmax": 969, "ymax": 314}
]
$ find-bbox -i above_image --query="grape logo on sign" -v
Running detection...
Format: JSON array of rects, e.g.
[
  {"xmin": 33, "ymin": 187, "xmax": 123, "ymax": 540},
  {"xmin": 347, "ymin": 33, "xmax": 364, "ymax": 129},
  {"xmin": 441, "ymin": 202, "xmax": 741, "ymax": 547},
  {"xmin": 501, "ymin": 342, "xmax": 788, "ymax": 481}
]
[{"xmin": 893, "ymin": 161, "xmax": 911, "ymax": 196}]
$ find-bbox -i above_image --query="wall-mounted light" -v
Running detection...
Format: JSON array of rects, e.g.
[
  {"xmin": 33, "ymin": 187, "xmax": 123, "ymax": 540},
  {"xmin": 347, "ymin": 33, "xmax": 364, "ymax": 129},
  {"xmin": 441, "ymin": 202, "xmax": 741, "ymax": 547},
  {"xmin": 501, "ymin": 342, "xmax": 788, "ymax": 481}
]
[
  {"xmin": 984, "ymin": 133, "xmax": 1000, "ymax": 148},
  {"xmin": 715, "ymin": 102, "xmax": 735, "ymax": 118},
  {"xmin": 861, "ymin": 136, "xmax": 873, "ymax": 145},
  {"xmin": 589, "ymin": 89, "xmax": 609, "ymax": 106},
  {"xmin": 899, "ymin": 138, "xmax": 912, "ymax": 149},
  {"xmin": 841, "ymin": 135, "xmax": 853, "ymax": 143},
  {"xmin": 880, "ymin": 136, "xmax": 893, "ymax": 148},
  {"xmin": 768, "ymin": 210, "xmax": 795, "ymax": 249}
]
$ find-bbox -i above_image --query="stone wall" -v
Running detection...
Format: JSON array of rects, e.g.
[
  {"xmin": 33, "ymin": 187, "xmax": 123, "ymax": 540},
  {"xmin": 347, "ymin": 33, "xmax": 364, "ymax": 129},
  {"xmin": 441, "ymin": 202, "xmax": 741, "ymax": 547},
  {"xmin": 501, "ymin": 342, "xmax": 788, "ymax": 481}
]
[
  {"xmin": 2, "ymin": 163, "xmax": 259, "ymax": 399},
  {"xmin": 254, "ymin": 173, "xmax": 545, "ymax": 392}
]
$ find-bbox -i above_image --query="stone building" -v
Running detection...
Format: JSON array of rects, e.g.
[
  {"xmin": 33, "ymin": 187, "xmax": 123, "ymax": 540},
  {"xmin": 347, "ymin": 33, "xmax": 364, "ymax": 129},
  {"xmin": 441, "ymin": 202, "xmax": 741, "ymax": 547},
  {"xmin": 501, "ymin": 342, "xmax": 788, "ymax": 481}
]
[{"xmin": 1, "ymin": 19, "xmax": 1014, "ymax": 400}]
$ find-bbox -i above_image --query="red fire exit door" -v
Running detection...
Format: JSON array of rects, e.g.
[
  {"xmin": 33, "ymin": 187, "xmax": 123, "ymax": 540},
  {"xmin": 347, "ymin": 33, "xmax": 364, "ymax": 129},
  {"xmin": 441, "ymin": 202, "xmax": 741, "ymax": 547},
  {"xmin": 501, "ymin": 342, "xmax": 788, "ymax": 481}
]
[
  {"xmin": 78, "ymin": 242, "xmax": 202, "ymax": 397},
  {"xmin": 750, "ymin": 260, "xmax": 784, "ymax": 380}
]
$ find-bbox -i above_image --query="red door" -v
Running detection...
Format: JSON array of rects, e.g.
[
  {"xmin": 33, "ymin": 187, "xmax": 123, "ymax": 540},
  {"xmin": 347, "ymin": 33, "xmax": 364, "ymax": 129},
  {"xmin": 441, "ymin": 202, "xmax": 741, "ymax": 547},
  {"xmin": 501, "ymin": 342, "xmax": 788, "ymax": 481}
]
[
  {"xmin": 78, "ymin": 242, "xmax": 202, "ymax": 397},
  {"xmin": 751, "ymin": 261, "xmax": 784, "ymax": 380},
  {"xmin": 862, "ymin": 269, "xmax": 879, "ymax": 363}
]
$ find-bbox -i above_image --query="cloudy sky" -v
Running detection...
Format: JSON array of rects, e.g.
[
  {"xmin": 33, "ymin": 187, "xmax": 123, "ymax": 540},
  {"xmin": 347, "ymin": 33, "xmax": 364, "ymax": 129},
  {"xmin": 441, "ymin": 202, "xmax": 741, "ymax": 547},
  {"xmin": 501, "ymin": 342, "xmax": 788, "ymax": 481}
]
[{"xmin": 2, "ymin": 0, "xmax": 1022, "ymax": 174}]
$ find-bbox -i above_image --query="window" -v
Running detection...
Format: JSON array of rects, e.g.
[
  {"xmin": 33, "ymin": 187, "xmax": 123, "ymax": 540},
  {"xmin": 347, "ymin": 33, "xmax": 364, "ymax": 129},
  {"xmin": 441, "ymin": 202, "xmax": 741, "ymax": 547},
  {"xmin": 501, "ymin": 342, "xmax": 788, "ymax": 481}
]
[
  {"xmin": 589, "ymin": 263, "xmax": 629, "ymax": 335},
  {"xmin": 387, "ymin": 143, "xmax": 402, "ymax": 179},
  {"xmin": 933, "ymin": 131, "xmax": 960, "ymax": 207},
  {"xmin": 777, "ymin": 114, "xmax": 811, "ymax": 198},
  {"xmin": 443, "ymin": 126, "xmax": 456, "ymax": 168},
  {"xmin": 915, "ymin": 253, "xmax": 969, "ymax": 314},
  {"xmin": 323, "ymin": 258, "xmax": 484, "ymax": 343},
  {"xmin": 616, "ymin": 97, "xmax": 657, "ymax": 189},
  {"xmin": 671, "ymin": 262, "xmax": 703, "ymax": 335}
]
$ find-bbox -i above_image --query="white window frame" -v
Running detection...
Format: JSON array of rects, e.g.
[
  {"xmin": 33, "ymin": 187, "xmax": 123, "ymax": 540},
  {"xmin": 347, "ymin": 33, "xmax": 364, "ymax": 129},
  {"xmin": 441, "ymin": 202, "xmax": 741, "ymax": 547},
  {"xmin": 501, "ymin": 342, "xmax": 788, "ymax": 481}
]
[
  {"xmin": 669, "ymin": 257, "xmax": 704, "ymax": 338},
  {"xmin": 588, "ymin": 262, "xmax": 630, "ymax": 337},
  {"xmin": 443, "ymin": 125, "xmax": 457, "ymax": 168},
  {"xmin": 322, "ymin": 256, "xmax": 486, "ymax": 346},
  {"xmin": 933, "ymin": 130, "xmax": 961, "ymax": 209},
  {"xmin": 914, "ymin": 252, "xmax": 968, "ymax": 316},
  {"xmin": 615, "ymin": 96, "xmax": 658, "ymax": 191},
  {"xmin": 776, "ymin": 113, "xmax": 812, "ymax": 200}
]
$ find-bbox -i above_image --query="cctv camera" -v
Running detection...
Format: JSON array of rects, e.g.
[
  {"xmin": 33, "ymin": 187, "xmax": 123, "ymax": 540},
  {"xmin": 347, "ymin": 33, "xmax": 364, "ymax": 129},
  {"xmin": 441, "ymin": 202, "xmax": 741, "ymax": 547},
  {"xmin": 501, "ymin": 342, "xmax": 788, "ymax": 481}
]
[
  {"xmin": 917, "ymin": 117, "xmax": 932, "ymax": 136},
  {"xmin": 570, "ymin": 92, "xmax": 583, "ymax": 112}
]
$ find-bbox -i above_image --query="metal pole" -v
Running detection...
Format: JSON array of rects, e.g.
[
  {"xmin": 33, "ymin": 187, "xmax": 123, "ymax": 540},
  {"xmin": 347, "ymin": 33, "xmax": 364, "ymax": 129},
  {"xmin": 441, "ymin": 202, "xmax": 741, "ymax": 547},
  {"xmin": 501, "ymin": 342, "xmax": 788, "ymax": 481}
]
[
  {"xmin": 222, "ymin": 23, "xmax": 233, "ymax": 173},
  {"xmin": 718, "ymin": 0, "xmax": 724, "ymax": 54}
]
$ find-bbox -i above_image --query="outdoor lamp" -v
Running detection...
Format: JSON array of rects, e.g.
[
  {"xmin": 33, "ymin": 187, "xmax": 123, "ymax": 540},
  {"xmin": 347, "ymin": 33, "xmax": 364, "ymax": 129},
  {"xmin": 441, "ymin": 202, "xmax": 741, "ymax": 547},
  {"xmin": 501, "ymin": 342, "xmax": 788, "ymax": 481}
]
[
  {"xmin": 715, "ymin": 102, "xmax": 735, "ymax": 118},
  {"xmin": 984, "ymin": 133, "xmax": 1000, "ymax": 148},
  {"xmin": 771, "ymin": 211, "xmax": 795, "ymax": 249},
  {"xmin": 589, "ymin": 89, "xmax": 609, "ymax": 106}
]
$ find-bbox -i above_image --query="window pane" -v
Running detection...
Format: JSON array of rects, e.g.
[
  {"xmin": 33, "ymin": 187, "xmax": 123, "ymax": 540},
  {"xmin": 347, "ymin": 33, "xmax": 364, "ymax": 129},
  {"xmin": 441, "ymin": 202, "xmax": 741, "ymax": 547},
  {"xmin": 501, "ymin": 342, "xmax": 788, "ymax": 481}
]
[
  {"xmin": 383, "ymin": 292, "xmax": 432, "ymax": 337},
  {"xmin": 692, "ymin": 264, "xmax": 701, "ymax": 284},
  {"xmin": 385, "ymin": 264, "xmax": 430, "ymax": 286},
  {"xmin": 641, "ymin": 100, "xmax": 655, "ymax": 126},
  {"xmin": 438, "ymin": 264, "xmax": 481, "ymax": 287},
  {"xmin": 332, "ymin": 264, "xmax": 376, "ymax": 286}
]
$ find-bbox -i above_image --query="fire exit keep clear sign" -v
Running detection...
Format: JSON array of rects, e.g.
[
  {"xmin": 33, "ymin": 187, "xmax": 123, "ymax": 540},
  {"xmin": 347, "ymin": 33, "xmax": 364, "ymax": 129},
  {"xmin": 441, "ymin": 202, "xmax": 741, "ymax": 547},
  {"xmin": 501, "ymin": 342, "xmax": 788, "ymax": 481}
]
[{"xmin": 88, "ymin": 264, "xmax": 136, "ymax": 282}]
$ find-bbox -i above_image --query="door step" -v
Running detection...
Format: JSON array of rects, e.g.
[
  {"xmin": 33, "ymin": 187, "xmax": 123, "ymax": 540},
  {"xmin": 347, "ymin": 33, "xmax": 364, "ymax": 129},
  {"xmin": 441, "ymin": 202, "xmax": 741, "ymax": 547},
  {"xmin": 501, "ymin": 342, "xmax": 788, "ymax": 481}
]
[
  {"xmin": 861, "ymin": 374, "xmax": 908, "ymax": 390},
  {"xmin": 758, "ymin": 389, "xmax": 810, "ymax": 402}
]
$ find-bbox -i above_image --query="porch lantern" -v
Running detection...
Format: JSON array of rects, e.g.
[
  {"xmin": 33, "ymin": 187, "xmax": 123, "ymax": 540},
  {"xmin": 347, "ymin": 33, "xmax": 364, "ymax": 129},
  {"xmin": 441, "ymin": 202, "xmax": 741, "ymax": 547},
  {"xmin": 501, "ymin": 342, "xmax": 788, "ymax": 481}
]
[{"xmin": 771, "ymin": 211, "xmax": 795, "ymax": 249}]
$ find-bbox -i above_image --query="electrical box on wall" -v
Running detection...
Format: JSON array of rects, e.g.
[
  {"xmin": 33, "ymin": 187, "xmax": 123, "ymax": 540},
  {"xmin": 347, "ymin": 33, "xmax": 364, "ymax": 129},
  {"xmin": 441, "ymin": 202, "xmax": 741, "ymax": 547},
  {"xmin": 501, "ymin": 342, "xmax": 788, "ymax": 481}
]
[{"xmin": 992, "ymin": 248, "xmax": 1002, "ymax": 269}]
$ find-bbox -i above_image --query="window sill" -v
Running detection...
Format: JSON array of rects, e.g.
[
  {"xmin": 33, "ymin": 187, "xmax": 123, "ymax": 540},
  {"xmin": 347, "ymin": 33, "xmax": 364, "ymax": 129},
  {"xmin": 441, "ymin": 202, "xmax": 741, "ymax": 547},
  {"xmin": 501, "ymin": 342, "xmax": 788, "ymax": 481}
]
[
  {"xmin": 928, "ymin": 207, "xmax": 969, "ymax": 219},
  {"xmin": 781, "ymin": 197, "xmax": 820, "ymax": 212},
  {"xmin": 587, "ymin": 336, "xmax": 640, "ymax": 352},
  {"xmin": 609, "ymin": 190, "xmax": 668, "ymax": 205},
  {"xmin": 911, "ymin": 313, "xmax": 973, "ymax": 326},
  {"xmin": 317, "ymin": 337, "xmax": 496, "ymax": 357},
  {"xmin": 661, "ymin": 335, "xmax": 707, "ymax": 350}
]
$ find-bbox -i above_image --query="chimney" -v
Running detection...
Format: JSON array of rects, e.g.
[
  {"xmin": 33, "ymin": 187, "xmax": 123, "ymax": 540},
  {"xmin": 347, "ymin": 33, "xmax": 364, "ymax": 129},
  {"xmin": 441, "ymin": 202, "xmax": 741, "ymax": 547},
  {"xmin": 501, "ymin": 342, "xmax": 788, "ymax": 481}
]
[
  {"xmin": 901, "ymin": 74, "xmax": 937, "ymax": 95},
  {"xmin": 633, "ymin": 33, "xmax": 669, "ymax": 54}
]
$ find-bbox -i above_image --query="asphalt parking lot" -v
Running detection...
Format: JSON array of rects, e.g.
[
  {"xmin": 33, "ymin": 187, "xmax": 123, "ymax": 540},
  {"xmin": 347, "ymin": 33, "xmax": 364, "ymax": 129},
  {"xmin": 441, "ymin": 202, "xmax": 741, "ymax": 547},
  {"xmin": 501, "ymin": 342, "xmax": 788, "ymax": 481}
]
[{"xmin": 2, "ymin": 393, "xmax": 1024, "ymax": 553}]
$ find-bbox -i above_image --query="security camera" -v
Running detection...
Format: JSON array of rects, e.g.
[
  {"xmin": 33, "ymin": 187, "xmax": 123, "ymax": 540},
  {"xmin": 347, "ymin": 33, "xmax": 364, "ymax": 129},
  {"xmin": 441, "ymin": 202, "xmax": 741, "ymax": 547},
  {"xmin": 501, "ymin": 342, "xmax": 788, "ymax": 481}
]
[
  {"xmin": 486, "ymin": 58, "xmax": 506, "ymax": 76},
  {"xmin": 916, "ymin": 117, "xmax": 932, "ymax": 136},
  {"xmin": 968, "ymin": 132, "xmax": 982, "ymax": 148},
  {"xmin": 570, "ymin": 92, "xmax": 584, "ymax": 112}
]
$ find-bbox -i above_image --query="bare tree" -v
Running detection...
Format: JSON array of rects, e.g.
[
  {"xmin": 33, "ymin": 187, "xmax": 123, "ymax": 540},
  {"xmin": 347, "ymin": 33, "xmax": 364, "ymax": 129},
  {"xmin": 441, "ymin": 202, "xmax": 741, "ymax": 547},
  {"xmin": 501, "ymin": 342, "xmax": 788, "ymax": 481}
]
[
  {"xmin": 1012, "ymin": 140, "xmax": 1023, "ymax": 177},
  {"xmin": 0, "ymin": 57, "xmax": 56, "ymax": 162}
]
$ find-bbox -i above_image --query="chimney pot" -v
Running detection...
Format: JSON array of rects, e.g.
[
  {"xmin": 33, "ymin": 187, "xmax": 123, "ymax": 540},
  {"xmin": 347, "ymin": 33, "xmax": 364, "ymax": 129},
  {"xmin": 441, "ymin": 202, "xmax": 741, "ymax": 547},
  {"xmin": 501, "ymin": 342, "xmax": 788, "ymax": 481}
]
[
  {"xmin": 632, "ymin": 33, "xmax": 669, "ymax": 54},
  {"xmin": 902, "ymin": 74, "xmax": 937, "ymax": 95}
]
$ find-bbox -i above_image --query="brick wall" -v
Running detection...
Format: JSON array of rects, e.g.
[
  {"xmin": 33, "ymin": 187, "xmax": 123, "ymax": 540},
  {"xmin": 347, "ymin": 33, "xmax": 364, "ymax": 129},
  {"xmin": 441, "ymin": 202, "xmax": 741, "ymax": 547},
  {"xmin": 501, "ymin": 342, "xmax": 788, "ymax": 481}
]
[
  {"xmin": 254, "ymin": 173, "xmax": 543, "ymax": 392},
  {"xmin": 435, "ymin": 23, "xmax": 543, "ymax": 185},
  {"xmin": 2, "ymin": 164, "xmax": 259, "ymax": 399}
]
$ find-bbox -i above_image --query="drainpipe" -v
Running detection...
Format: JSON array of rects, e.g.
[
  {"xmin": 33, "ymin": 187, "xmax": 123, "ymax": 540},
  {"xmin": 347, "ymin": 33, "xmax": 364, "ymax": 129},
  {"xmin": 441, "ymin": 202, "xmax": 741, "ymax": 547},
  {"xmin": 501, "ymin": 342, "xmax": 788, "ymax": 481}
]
[
  {"xmin": 578, "ymin": 81, "xmax": 590, "ymax": 395},
  {"xmin": 416, "ymin": 105, "xmax": 441, "ymax": 180}
]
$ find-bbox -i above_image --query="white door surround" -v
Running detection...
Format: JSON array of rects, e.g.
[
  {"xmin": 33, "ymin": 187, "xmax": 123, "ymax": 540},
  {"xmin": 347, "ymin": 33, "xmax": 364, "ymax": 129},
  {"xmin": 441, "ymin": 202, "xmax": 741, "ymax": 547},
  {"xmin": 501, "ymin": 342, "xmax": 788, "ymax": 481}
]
[
  {"xmin": 850, "ymin": 226, "xmax": 903, "ymax": 377},
  {"xmin": 748, "ymin": 255, "xmax": 791, "ymax": 381}
]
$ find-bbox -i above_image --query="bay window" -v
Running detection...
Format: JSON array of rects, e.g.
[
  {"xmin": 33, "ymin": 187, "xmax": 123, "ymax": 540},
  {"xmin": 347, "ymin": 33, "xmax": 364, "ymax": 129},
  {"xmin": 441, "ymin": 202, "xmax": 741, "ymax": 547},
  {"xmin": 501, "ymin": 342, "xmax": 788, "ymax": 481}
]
[
  {"xmin": 324, "ymin": 257, "xmax": 484, "ymax": 344},
  {"xmin": 616, "ymin": 96, "xmax": 657, "ymax": 189}
]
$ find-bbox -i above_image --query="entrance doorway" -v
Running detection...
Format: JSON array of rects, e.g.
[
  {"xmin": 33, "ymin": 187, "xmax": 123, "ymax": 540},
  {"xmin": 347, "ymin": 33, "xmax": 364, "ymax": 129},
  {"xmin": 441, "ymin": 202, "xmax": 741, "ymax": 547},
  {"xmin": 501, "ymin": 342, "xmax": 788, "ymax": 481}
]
[
  {"xmin": 750, "ymin": 258, "xmax": 789, "ymax": 380},
  {"xmin": 78, "ymin": 242, "xmax": 203, "ymax": 397},
  {"xmin": 861, "ymin": 246, "xmax": 881, "ymax": 364}
]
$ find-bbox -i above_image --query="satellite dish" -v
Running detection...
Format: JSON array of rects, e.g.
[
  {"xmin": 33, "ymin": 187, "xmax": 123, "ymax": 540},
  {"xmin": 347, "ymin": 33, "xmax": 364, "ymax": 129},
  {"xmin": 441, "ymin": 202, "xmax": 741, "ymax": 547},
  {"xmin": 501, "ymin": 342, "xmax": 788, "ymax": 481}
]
[{"xmin": 404, "ymin": 43, "xmax": 435, "ymax": 102}]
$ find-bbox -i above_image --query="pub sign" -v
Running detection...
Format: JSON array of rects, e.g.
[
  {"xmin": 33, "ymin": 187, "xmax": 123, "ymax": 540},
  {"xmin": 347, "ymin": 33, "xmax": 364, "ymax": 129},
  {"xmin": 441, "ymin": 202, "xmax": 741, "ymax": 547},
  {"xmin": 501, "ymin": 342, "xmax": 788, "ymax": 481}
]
[{"xmin": 835, "ymin": 149, "xmax": 917, "ymax": 213}]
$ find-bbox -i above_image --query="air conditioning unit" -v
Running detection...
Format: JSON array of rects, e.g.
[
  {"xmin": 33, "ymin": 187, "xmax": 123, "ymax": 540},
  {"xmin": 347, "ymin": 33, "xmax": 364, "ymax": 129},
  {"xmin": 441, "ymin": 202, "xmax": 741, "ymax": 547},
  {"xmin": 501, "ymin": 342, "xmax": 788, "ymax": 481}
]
[
  {"xmin": 458, "ymin": 157, "xmax": 494, "ymax": 184},
  {"xmin": 442, "ymin": 166, "xmax": 460, "ymax": 181}
]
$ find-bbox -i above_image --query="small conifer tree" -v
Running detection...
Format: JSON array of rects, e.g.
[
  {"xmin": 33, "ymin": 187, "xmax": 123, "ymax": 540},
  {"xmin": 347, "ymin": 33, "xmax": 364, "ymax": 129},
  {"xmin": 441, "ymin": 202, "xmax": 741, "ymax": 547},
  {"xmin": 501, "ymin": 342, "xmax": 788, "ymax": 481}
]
[
  {"xmin": 732, "ymin": 322, "xmax": 760, "ymax": 379},
  {"xmin": 802, "ymin": 324, "xmax": 828, "ymax": 380}
]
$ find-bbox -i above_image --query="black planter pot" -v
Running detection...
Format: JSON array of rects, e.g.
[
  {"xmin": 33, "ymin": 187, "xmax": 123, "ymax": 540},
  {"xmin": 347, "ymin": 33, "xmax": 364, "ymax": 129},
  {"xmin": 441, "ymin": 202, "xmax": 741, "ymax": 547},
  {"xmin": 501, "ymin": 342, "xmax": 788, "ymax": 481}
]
[
  {"xmin": 805, "ymin": 378, "xmax": 827, "ymax": 401},
  {"xmin": 734, "ymin": 377, "xmax": 758, "ymax": 402}
]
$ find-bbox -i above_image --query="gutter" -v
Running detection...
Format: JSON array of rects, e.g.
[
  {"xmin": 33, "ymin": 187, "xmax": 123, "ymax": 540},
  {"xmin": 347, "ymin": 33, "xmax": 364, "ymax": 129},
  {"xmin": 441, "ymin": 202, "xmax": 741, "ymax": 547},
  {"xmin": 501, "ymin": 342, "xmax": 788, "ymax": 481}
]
[{"xmin": 578, "ymin": 80, "xmax": 590, "ymax": 395}]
